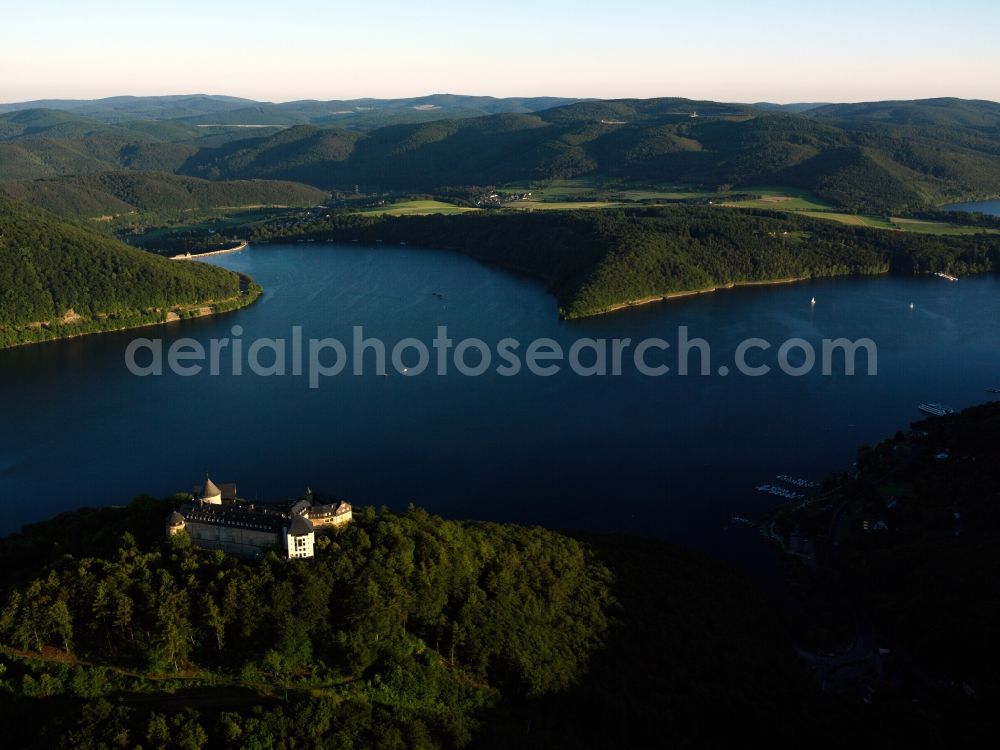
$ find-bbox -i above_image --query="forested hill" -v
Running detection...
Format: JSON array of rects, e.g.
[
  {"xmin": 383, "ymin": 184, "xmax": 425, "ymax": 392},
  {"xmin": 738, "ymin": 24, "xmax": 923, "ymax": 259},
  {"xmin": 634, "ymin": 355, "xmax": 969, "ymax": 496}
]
[
  {"xmin": 0, "ymin": 501, "xmax": 844, "ymax": 748},
  {"xmin": 182, "ymin": 97, "xmax": 1000, "ymax": 212},
  {"xmin": 0, "ymin": 196, "xmax": 257, "ymax": 347},
  {"xmin": 0, "ymin": 172, "xmax": 328, "ymax": 219},
  {"xmin": 808, "ymin": 97, "xmax": 1000, "ymax": 128},
  {"xmin": 770, "ymin": 401, "xmax": 1000, "ymax": 741},
  {"xmin": 257, "ymin": 207, "xmax": 1000, "ymax": 318},
  {"xmin": 3, "ymin": 97, "xmax": 1000, "ymax": 213},
  {"xmin": 0, "ymin": 94, "xmax": 587, "ymax": 129}
]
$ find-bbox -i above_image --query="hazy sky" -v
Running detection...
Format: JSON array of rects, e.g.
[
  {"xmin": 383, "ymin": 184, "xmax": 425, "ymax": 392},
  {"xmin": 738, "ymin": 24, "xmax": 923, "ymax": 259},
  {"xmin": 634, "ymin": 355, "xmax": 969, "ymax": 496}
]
[{"xmin": 2, "ymin": 0, "xmax": 998, "ymax": 103}]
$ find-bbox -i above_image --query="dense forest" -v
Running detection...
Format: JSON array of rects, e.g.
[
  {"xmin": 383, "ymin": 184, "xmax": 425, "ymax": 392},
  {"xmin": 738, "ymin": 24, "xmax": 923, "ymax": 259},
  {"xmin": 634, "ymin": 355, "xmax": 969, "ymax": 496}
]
[
  {"xmin": 255, "ymin": 206, "xmax": 1000, "ymax": 318},
  {"xmin": 0, "ymin": 196, "xmax": 258, "ymax": 347},
  {"xmin": 4, "ymin": 398, "xmax": 999, "ymax": 748},
  {"xmin": 0, "ymin": 498, "xmax": 849, "ymax": 749},
  {"xmin": 767, "ymin": 401, "xmax": 1000, "ymax": 742},
  {"xmin": 3, "ymin": 97, "xmax": 1000, "ymax": 213},
  {"xmin": 0, "ymin": 172, "xmax": 327, "ymax": 219}
]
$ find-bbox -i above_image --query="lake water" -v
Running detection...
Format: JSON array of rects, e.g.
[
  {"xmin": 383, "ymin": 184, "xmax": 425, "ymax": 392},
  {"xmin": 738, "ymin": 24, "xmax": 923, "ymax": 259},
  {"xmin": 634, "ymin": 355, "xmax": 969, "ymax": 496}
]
[
  {"xmin": 943, "ymin": 199, "xmax": 1000, "ymax": 216},
  {"xmin": 2, "ymin": 244, "xmax": 999, "ymax": 568}
]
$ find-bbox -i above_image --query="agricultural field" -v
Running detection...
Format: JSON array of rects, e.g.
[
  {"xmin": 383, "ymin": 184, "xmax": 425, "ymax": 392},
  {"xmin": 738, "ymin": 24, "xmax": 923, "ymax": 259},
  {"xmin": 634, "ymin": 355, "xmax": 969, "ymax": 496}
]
[
  {"xmin": 797, "ymin": 211, "xmax": 1000, "ymax": 235},
  {"xmin": 796, "ymin": 211, "xmax": 895, "ymax": 228},
  {"xmin": 502, "ymin": 179, "xmax": 716, "ymax": 203},
  {"xmin": 723, "ymin": 192, "xmax": 835, "ymax": 211},
  {"xmin": 501, "ymin": 200, "xmax": 627, "ymax": 211},
  {"xmin": 501, "ymin": 179, "xmax": 604, "ymax": 201},
  {"xmin": 360, "ymin": 199, "xmax": 478, "ymax": 216},
  {"xmin": 610, "ymin": 188, "xmax": 716, "ymax": 201},
  {"xmin": 887, "ymin": 217, "xmax": 1000, "ymax": 235},
  {"xmin": 721, "ymin": 188, "xmax": 999, "ymax": 235}
]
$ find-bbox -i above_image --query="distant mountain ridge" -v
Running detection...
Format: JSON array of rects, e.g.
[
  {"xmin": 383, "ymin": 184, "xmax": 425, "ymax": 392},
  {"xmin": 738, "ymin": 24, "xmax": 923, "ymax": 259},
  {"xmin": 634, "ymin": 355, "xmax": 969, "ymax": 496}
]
[
  {"xmin": 806, "ymin": 97, "xmax": 1000, "ymax": 128},
  {"xmin": 2, "ymin": 95, "xmax": 1000, "ymax": 212},
  {"xmin": 178, "ymin": 97, "xmax": 1000, "ymax": 212},
  {"xmin": 0, "ymin": 94, "xmax": 587, "ymax": 129}
]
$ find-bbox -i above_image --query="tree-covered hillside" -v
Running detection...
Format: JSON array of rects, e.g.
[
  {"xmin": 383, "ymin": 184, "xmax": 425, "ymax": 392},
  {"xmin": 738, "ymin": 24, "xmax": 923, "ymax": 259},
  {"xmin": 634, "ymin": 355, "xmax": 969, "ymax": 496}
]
[
  {"xmin": 0, "ymin": 94, "xmax": 585, "ymax": 129},
  {"xmin": 257, "ymin": 206, "xmax": 1000, "ymax": 318},
  {"xmin": 0, "ymin": 196, "xmax": 258, "ymax": 347},
  {"xmin": 181, "ymin": 98, "xmax": 1000, "ymax": 212},
  {"xmin": 0, "ymin": 172, "xmax": 327, "ymax": 219},
  {"xmin": 0, "ymin": 132, "xmax": 198, "ymax": 181},
  {"xmin": 0, "ymin": 501, "xmax": 839, "ymax": 748},
  {"xmin": 769, "ymin": 401, "xmax": 1000, "ymax": 742},
  {"xmin": 4, "ymin": 97, "xmax": 1000, "ymax": 213},
  {"xmin": 809, "ymin": 97, "xmax": 1000, "ymax": 129}
]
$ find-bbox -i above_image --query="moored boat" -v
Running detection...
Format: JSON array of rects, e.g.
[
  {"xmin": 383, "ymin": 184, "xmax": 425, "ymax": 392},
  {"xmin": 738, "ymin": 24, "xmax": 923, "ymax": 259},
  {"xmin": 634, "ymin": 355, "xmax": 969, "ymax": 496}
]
[{"xmin": 919, "ymin": 402, "xmax": 955, "ymax": 417}]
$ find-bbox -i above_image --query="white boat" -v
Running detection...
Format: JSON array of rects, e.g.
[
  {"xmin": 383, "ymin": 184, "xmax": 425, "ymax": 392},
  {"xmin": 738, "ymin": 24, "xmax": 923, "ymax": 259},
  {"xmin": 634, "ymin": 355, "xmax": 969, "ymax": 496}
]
[
  {"xmin": 810, "ymin": 297, "xmax": 816, "ymax": 305},
  {"xmin": 918, "ymin": 402, "xmax": 955, "ymax": 417}
]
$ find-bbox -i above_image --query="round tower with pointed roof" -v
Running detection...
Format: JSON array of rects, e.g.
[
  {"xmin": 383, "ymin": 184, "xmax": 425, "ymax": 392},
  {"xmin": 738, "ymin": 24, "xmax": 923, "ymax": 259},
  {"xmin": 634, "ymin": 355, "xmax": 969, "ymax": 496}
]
[{"xmin": 165, "ymin": 510, "xmax": 186, "ymax": 537}]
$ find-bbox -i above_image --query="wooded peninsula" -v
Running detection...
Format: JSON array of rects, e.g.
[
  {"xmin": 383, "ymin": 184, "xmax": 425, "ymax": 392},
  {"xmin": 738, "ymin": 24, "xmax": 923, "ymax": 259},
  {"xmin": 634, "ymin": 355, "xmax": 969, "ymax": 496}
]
[{"xmin": 255, "ymin": 207, "xmax": 1000, "ymax": 319}]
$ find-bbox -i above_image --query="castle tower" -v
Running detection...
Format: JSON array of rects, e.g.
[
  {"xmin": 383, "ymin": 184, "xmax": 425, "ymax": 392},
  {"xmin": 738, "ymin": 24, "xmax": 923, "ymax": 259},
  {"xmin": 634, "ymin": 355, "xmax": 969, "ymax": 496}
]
[
  {"xmin": 200, "ymin": 476, "xmax": 223, "ymax": 505},
  {"xmin": 165, "ymin": 510, "xmax": 186, "ymax": 537},
  {"xmin": 285, "ymin": 513, "xmax": 315, "ymax": 559}
]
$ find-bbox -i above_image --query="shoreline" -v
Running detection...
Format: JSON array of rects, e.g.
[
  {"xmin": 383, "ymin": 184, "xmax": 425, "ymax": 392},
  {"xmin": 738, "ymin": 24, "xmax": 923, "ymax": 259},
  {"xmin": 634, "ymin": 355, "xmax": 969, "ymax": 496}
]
[
  {"xmin": 569, "ymin": 275, "xmax": 812, "ymax": 319},
  {"xmin": 170, "ymin": 240, "xmax": 250, "ymax": 260},
  {"xmin": 0, "ymin": 278, "xmax": 261, "ymax": 351}
]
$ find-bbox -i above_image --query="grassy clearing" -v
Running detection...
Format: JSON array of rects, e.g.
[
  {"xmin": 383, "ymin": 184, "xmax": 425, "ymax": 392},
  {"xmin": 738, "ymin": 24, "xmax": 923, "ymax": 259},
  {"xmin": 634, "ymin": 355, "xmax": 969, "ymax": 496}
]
[
  {"xmin": 888, "ymin": 218, "xmax": 1000, "ymax": 236},
  {"xmin": 611, "ymin": 189, "xmax": 716, "ymax": 201},
  {"xmin": 502, "ymin": 179, "xmax": 603, "ymax": 201},
  {"xmin": 511, "ymin": 181, "xmax": 832, "ymax": 207},
  {"xmin": 740, "ymin": 185, "xmax": 822, "ymax": 199},
  {"xmin": 360, "ymin": 200, "xmax": 478, "ymax": 216},
  {"xmin": 797, "ymin": 211, "xmax": 895, "ymax": 228},
  {"xmin": 724, "ymin": 188, "xmax": 998, "ymax": 234},
  {"xmin": 504, "ymin": 179, "xmax": 718, "ymax": 203},
  {"xmin": 501, "ymin": 200, "xmax": 627, "ymax": 211},
  {"xmin": 796, "ymin": 211, "xmax": 1000, "ymax": 235},
  {"xmin": 724, "ymin": 195, "xmax": 834, "ymax": 210},
  {"xmin": 723, "ymin": 186, "xmax": 835, "ymax": 211}
]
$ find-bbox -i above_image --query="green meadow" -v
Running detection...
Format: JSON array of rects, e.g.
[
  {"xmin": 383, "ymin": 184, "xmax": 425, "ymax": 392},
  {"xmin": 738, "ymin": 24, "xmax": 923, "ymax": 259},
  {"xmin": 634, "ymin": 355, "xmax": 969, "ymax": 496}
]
[
  {"xmin": 502, "ymin": 178, "xmax": 717, "ymax": 203},
  {"xmin": 501, "ymin": 200, "xmax": 627, "ymax": 211},
  {"xmin": 796, "ymin": 211, "xmax": 1000, "ymax": 235},
  {"xmin": 723, "ymin": 187, "xmax": 835, "ymax": 211},
  {"xmin": 360, "ymin": 200, "xmax": 479, "ymax": 216},
  {"xmin": 351, "ymin": 186, "xmax": 998, "ymax": 235},
  {"xmin": 723, "ymin": 187, "xmax": 998, "ymax": 235}
]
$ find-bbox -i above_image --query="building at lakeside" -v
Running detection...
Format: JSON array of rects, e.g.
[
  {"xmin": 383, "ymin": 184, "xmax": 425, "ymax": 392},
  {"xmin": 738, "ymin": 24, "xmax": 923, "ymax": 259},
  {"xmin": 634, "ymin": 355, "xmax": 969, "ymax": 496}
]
[
  {"xmin": 166, "ymin": 477, "xmax": 352, "ymax": 559},
  {"xmin": 290, "ymin": 488, "xmax": 354, "ymax": 529}
]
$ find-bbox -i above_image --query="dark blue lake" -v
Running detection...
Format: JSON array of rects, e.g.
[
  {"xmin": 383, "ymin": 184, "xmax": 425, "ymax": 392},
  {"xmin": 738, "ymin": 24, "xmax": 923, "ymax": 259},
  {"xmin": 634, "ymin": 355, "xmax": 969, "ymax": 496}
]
[
  {"xmin": 2, "ymin": 244, "xmax": 999, "ymax": 569},
  {"xmin": 944, "ymin": 199, "xmax": 1000, "ymax": 216}
]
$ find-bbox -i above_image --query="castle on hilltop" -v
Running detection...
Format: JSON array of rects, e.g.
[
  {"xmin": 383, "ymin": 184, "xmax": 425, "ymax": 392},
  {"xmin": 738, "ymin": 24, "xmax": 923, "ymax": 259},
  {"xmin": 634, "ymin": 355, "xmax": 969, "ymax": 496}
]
[{"xmin": 166, "ymin": 477, "xmax": 352, "ymax": 559}]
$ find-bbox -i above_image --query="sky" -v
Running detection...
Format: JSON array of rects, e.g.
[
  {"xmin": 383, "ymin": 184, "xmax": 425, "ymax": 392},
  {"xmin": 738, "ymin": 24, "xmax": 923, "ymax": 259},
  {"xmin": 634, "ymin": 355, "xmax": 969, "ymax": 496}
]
[{"xmin": 2, "ymin": 0, "xmax": 998, "ymax": 104}]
